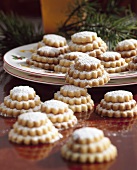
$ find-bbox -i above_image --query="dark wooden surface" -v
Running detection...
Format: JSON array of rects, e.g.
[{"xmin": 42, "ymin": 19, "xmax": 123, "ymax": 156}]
[{"xmin": 0, "ymin": 61, "xmax": 137, "ymax": 170}]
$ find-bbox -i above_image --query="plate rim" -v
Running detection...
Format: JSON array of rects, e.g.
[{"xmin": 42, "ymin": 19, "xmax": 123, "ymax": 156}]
[{"xmin": 3, "ymin": 43, "xmax": 137, "ymax": 80}]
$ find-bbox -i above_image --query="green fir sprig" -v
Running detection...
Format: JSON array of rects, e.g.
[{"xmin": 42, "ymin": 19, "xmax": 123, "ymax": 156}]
[
  {"xmin": 0, "ymin": 11, "xmax": 44, "ymax": 57},
  {"xmin": 58, "ymin": 0, "xmax": 137, "ymax": 50}
]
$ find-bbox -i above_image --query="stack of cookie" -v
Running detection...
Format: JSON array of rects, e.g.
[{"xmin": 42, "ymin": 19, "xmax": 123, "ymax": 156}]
[
  {"xmin": 65, "ymin": 55, "xmax": 110, "ymax": 88},
  {"xmin": 96, "ymin": 90, "xmax": 137, "ymax": 118},
  {"xmin": 54, "ymin": 85, "xmax": 94, "ymax": 113},
  {"xmin": 41, "ymin": 99, "xmax": 77, "ymax": 130},
  {"xmin": 115, "ymin": 39, "xmax": 137, "ymax": 63},
  {"xmin": 128, "ymin": 56, "xmax": 137, "ymax": 71},
  {"xmin": 54, "ymin": 52, "xmax": 85, "ymax": 74},
  {"xmin": 8, "ymin": 112, "xmax": 62, "ymax": 145},
  {"xmin": 69, "ymin": 31, "xmax": 107, "ymax": 57},
  {"xmin": 96, "ymin": 51, "xmax": 128, "ymax": 73},
  {"xmin": 0, "ymin": 86, "xmax": 41, "ymax": 117},
  {"xmin": 61, "ymin": 127, "xmax": 117, "ymax": 163},
  {"xmin": 26, "ymin": 34, "xmax": 69, "ymax": 71}
]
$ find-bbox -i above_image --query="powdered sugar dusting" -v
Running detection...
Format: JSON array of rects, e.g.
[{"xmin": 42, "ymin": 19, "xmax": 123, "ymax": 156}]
[
  {"xmin": 101, "ymin": 51, "xmax": 121, "ymax": 58},
  {"xmin": 10, "ymin": 86, "xmax": 35, "ymax": 96},
  {"xmin": 38, "ymin": 45, "xmax": 68, "ymax": 53},
  {"xmin": 76, "ymin": 56, "xmax": 100, "ymax": 66},
  {"xmin": 72, "ymin": 31, "xmax": 97, "ymax": 39},
  {"xmin": 43, "ymin": 99, "xmax": 68, "ymax": 109},
  {"xmin": 61, "ymin": 85, "xmax": 84, "ymax": 92},
  {"xmin": 18, "ymin": 112, "xmax": 47, "ymax": 122},
  {"xmin": 43, "ymin": 34, "xmax": 66, "ymax": 42},
  {"xmin": 105, "ymin": 90, "xmax": 132, "ymax": 97},
  {"xmin": 72, "ymin": 127, "xmax": 103, "ymax": 140}
]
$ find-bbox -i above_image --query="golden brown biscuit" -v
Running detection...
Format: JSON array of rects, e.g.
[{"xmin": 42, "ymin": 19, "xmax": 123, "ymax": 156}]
[
  {"xmin": 60, "ymin": 85, "xmax": 87, "ymax": 97},
  {"xmin": 115, "ymin": 39, "xmax": 137, "ymax": 51},
  {"xmin": 71, "ymin": 31, "xmax": 97, "ymax": 44},
  {"xmin": 54, "ymin": 85, "xmax": 94, "ymax": 112},
  {"xmin": 74, "ymin": 55, "xmax": 101, "ymax": 71},
  {"xmin": 41, "ymin": 99, "xmax": 68, "ymax": 114},
  {"xmin": 0, "ymin": 86, "xmax": 42, "ymax": 117},
  {"xmin": 96, "ymin": 90, "xmax": 137, "ymax": 118},
  {"xmin": 10, "ymin": 86, "xmax": 36, "ymax": 101},
  {"xmin": 41, "ymin": 99, "xmax": 78, "ymax": 130},
  {"xmin": 8, "ymin": 112, "xmax": 62, "ymax": 145},
  {"xmin": 128, "ymin": 56, "xmax": 137, "ymax": 70},
  {"xmin": 61, "ymin": 127, "xmax": 117, "ymax": 163},
  {"xmin": 43, "ymin": 34, "xmax": 67, "ymax": 47},
  {"xmin": 37, "ymin": 45, "xmax": 68, "ymax": 57},
  {"xmin": 104, "ymin": 90, "xmax": 133, "ymax": 103}
]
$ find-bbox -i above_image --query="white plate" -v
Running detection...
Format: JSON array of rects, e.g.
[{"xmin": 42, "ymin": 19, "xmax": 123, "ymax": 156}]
[
  {"xmin": 3, "ymin": 43, "xmax": 137, "ymax": 80},
  {"xmin": 4, "ymin": 63, "xmax": 137, "ymax": 87},
  {"xmin": 4, "ymin": 63, "xmax": 65, "ymax": 85}
]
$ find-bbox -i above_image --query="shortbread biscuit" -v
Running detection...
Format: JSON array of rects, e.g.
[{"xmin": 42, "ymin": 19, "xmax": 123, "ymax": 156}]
[
  {"xmin": 26, "ymin": 58, "xmax": 55, "ymax": 70},
  {"xmin": 55, "ymin": 91, "xmax": 91, "ymax": 105},
  {"xmin": 104, "ymin": 90, "xmax": 133, "ymax": 103},
  {"xmin": 17, "ymin": 112, "xmax": 48, "ymax": 127},
  {"xmin": 65, "ymin": 55, "xmax": 110, "ymax": 88},
  {"xmin": 41, "ymin": 99, "xmax": 77, "ymax": 130},
  {"xmin": 128, "ymin": 56, "xmax": 137, "ymax": 70},
  {"xmin": 37, "ymin": 45, "xmax": 68, "ymax": 57},
  {"xmin": 41, "ymin": 99, "xmax": 68, "ymax": 114},
  {"xmin": 60, "ymin": 85, "xmax": 87, "ymax": 97},
  {"xmin": 96, "ymin": 51, "xmax": 128, "ymax": 73},
  {"xmin": 43, "ymin": 34, "xmax": 67, "ymax": 47},
  {"xmin": 68, "ymin": 65, "xmax": 104, "ymax": 79},
  {"xmin": 31, "ymin": 53, "xmax": 59, "ymax": 64},
  {"xmin": 69, "ymin": 37, "xmax": 107, "ymax": 52},
  {"xmin": 0, "ymin": 86, "xmax": 42, "ymax": 117},
  {"xmin": 119, "ymin": 50, "xmax": 137, "ymax": 58},
  {"xmin": 88, "ymin": 47, "xmax": 106, "ymax": 57},
  {"xmin": 67, "ymin": 137, "xmax": 111, "ymax": 153},
  {"xmin": 54, "ymin": 91, "xmax": 94, "ymax": 112},
  {"xmin": 96, "ymin": 90, "xmax": 137, "ymax": 118},
  {"xmin": 96, "ymin": 104, "xmax": 137, "ymax": 118},
  {"xmin": 61, "ymin": 127, "xmax": 117, "ymax": 163},
  {"xmin": 13, "ymin": 120, "xmax": 53, "ymax": 136},
  {"xmin": 99, "ymin": 99, "xmax": 136, "ymax": 111},
  {"xmin": 54, "ymin": 52, "xmax": 89, "ymax": 73},
  {"xmin": 65, "ymin": 66, "xmax": 109, "ymax": 88},
  {"xmin": 4, "ymin": 95, "xmax": 40, "ymax": 110},
  {"xmin": 53, "ymin": 116, "xmax": 78, "ymax": 130},
  {"xmin": 115, "ymin": 39, "xmax": 137, "ymax": 51},
  {"xmin": 74, "ymin": 55, "xmax": 101, "ymax": 71},
  {"xmin": 71, "ymin": 31, "xmax": 97, "ymax": 44},
  {"xmin": 97, "ymin": 52, "xmax": 121, "ymax": 61},
  {"xmin": 8, "ymin": 112, "xmax": 62, "ymax": 145},
  {"xmin": 0, "ymin": 103, "xmax": 41, "ymax": 117},
  {"xmin": 10, "ymin": 86, "xmax": 36, "ymax": 101}
]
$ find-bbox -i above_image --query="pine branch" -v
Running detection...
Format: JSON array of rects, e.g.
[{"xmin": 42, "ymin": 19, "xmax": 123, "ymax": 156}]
[
  {"xmin": 58, "ymin": 0, "xmax": 137, "ymax": 50},
  {"xmin": 0, "ymin": 11, "xmax": 44, "ymax": 57}
]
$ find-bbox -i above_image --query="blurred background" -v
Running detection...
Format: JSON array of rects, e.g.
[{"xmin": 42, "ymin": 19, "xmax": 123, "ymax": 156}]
[{"xmin": 0, "ymin": 0, "xmax": 137, "ymax": 17}]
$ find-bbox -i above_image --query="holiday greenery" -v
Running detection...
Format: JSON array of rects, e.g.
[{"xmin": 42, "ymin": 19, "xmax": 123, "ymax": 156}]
[
  {"xmin": 0, "ymin": 0, "xmax": 137, "ymax": 57},
  {"xmin": 58, "ymin": 0, "xmax": 137, "ymax": 50},
  {"xmin": 0, "ymin": 11, "xmax": 43, "ymax": 57}
]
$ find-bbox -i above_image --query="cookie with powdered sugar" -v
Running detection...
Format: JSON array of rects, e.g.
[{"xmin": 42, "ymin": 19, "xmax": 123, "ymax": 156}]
[
  {"xmin": 96, "ymin": 51, "xmax": 128, "ymax": 73},
  {"xmin": 71, "ymin": 31, "xmax": 97, "ymax": 44},
  {"xmin": 43, "ymin": 34, "xmax": 67, "ymax": 47},
  {"xmin": 54, "ymin": 85, "xmax": 94, "ymax": 112},
  {"xmin": 61, "ymin": 127, "xmax": 117, "ymax": 163},
  {"xmin": 8, "ymin": 112, "xmax": 62, "ymax": 145},
  {"xmin": 0, "ymin": 86, "xmax": 42, "ymax": 117},
  {"xmin": 41, "ymin": 99, "xmax": 77, "ymax": 130},
  {"xmin": 96, "ymin": 90, "xmax": 137, "ymax": 118}
]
